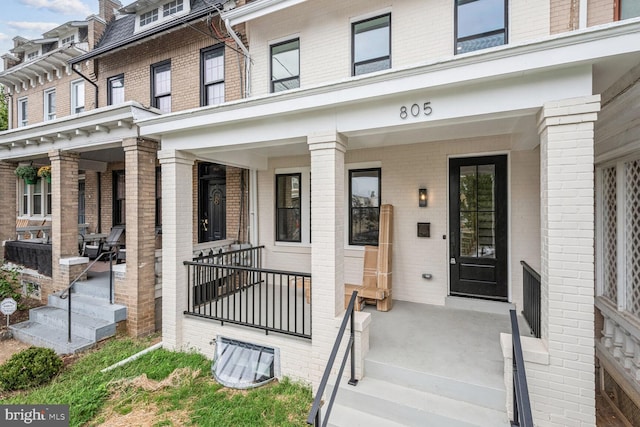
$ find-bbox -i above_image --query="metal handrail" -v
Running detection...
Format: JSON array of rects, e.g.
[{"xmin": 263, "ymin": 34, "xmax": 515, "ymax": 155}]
[
  {"xmin": 59, "ymin": 249, "xmax": 116, "ymax": 343},
  {"xmin": 510, "ymin": 309, "xmax": 534, "ymax": 427},
  {"xmin": 307, "ymin": 291, "xmax": 359, "ymax": 426},
  {"xmin": 520, "ymin": 260, "xmax": 541, "ymax": 338}
]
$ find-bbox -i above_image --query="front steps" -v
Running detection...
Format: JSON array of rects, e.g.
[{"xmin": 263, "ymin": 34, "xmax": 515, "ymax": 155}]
[
  {"xmin": 327, "ymin": 358, "xmax": 510, "ymax": 427},
  {"xmin": 10, "ymin": 280, "xmax": 126, "ymax": 354}
]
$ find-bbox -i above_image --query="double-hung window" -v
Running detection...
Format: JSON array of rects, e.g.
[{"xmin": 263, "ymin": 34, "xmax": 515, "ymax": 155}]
[
  {"xmin": 617, "ymin": 0, "xmax": 640, "ymax": 20},
  {"xmin": 151, "ymin": 61, "xmax": 171, "ymax": 113},
  {"xmin": 276, "ymin": 173, "xmax": 302, "ymax": 242},
  {"xmin": 20, "ymin": 180, "xmax": 50, "ymax": 217},
  {"xmin": 163, "ymin": 0, "xmax": 183, "ymax": 16},
  {"xmin": 455, "ymin": 0, "xmax": 507, "ymax": 54},
  {"xmin": 201, "ymin": 46, "xmax": 224, "ymax": 106},
  {"xmin": 140, "ymin": 9, "xmax": 158, "ymax": 26},
  {"xmin": 71, "ymin": 80, "xmax": 85, "ymax": 113},
  {"xmin": 44, "ymin": 88, "xmax": 56, "ymax": 121},
  {"xmin": 349, "ymin": 168, "xmax": 381, "ymax": 246},
  {"xmin": 107, "ymin": 74, "xmax": 125, "ymax": 105},
  {"xmin": 17, "ymin": 98, "xmax": 28, "ymax": 127},
  {"xmin": 271, "ymin": 38, "xmax": 300, "ymax": 92},
  {"xmin": 352, "ymin": 14, "xmax": 391, "ymax": 76}
]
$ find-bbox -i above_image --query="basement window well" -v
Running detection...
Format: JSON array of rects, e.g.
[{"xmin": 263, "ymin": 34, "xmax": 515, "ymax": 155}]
[{"xmin": 212, "ymin": 337, "xmax": 280, "ymax": 389}]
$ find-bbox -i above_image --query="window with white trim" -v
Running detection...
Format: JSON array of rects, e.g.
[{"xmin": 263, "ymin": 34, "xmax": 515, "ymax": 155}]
[
  {"xmin": 44, "ymin": 88, "xmax": 56, "ymax": 121},
  {"xmin": 140, "ymin": 8, "xmax": 158, "ymax": 26},
  {"xmin": 17, "ymin": 97, "xmax": 28, "ymax": 127},
  {"xmin": 71, "ymin": 80, "xmax": 85, "ymax": 113},
  {"xmin": 19, "ymin": 179, "xmax": 51, "ymax": 217},
  {"xmin": 27, "ymin": 50, "xmax": 39, "ymax": 60},
  {"xmin": 61, "ymin": 34, "xmax": 75, "ymax": 45},
  {"xmin": 163, "ymin": 0, "xmax": 183, "ymax": 17},
  {"xmin": 597, "ymin": 157, "xmax": 640, "ymax": 317},
  {"xmin": 349, "ymin": 168, "xmax": 381, "ymax": 246}
]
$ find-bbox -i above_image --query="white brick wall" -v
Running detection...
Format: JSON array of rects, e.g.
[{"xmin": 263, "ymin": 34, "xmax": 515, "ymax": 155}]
[
  {"xmin": 248, "ymin": 0, "xmax": 550, "ymax": 97},
  {"xmin": 536, "ymin": 95, "xmax": 600, "ymax": 427},
  {"xmin": 258, "ymin": 135, "xmax": 540, "ymax": 309}
]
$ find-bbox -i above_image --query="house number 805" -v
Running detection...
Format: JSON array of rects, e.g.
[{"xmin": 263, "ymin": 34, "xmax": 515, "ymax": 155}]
[{"xmin": 400, "ymin": 102, "xmax": 432, "ymax": 119}]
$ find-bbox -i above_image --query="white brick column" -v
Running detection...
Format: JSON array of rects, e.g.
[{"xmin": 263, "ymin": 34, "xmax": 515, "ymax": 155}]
[
  {"xmin": 537, "ymin": 95, "xmax": 600, "ymax": 427},
  {"xmin": 158, "ymin": 149, "xmax": 195, "ymax": 350},
  {"xmin": 309, "ymin": 131, "xmax": 346, "ymax": 387}
]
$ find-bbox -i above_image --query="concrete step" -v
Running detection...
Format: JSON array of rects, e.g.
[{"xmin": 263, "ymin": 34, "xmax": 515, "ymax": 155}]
[
  {"xmin": 29, "ymin": 306, "xmax": 115, "ymax": 342},
  {"xmin": 10, "ymin": 321, "xmax": 95, "ymax": 355},
  {"xmin": 364, "ymin": 358, "xmax": 506, "ymax": 411},
  {"xmin": 329, "ymin": 377, "xmax": 510, "ymax": 427},
  {"xmin": 73, "ymin": 272, "xmax": 113, "ymax": 300},
  {"xmin": 327, "ymin": 404, "xmax": 407, "ymax": 427},
  {"xmin": 48, "ymin": 293, "xmax": 126, "ymax": 323}
]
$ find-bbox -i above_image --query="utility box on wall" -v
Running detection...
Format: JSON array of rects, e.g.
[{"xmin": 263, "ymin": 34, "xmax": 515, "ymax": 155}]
[{"xmin": 417, "ymin": 222, "xmax": 430, "ymax": 238}]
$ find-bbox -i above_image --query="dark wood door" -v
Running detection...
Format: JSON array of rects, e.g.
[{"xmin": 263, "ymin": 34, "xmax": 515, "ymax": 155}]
[
  {"xmin": 205, "ymin": 181, "xmax": 226, "ymax": 242},
  {"xmin": 449, "ymin": 155, "xmax": 508, "ymax": 300}
]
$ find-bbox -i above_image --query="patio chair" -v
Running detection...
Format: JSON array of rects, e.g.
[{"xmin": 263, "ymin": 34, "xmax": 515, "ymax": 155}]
[
  {"xmin": 344, "ymin": 246, "xmax": 389, "ymax": 312},
  {"xmin": 85, "ymin": 225, "xmax": 125, "ymax": 261}
]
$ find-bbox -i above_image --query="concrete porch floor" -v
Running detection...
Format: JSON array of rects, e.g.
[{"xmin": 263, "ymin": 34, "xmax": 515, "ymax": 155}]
[{"xmin": 363, "ymin": 300, "xmax": 531, "ymax": 392}]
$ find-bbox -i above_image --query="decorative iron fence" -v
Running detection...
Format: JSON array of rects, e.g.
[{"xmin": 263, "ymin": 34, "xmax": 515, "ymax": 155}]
[
  {"xmin": 193, "ymin": 244, "xmax": 263, "ymax": 268},
  {"xmin": 521, "ymin": 260, "xmax": 541, "ymax": 339},
  {"xmin": 184, "ymin": 259, "xmax": 311, "ymax": 339}
]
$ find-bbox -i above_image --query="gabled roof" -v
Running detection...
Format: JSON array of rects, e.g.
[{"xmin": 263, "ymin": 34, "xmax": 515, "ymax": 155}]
[
  {"xmin": 70, "ymin": 0, "xmax": 217, "ymax": 64},
  {"xmin": 43, "ymin": 21, "xmax": 89, "ymax": 38}
]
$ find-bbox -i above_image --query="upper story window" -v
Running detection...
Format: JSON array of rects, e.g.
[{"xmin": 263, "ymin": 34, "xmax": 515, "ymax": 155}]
[
  {"xmin": 617, "ymin": 0, "xmax": 640, "ymax": 19},
  {"xmin": 352, "ymin": 14, "xmax": 391, "ymax": 76},
  {"xmin": 151, "ymin": 60, "xmax": 171, "ymax": 113},
  {"xmin": 27, "ymin": 50, "xmax": 39, "ymax": 60},
  {"xmin": 455, "ymin": 0, "xmax": 507, "ymax": 54},
  {"xmin": 163, "ymin": 0, "xmax": 183, "ymax": 17},
  {"xmin": 44, "ymin": 88, "xmax": 56, "ymax": 121},
  {"xmin": 349, "ymin": 168, "xmax": 381, "ymax": 246},
  {"xmin": 271, "ymin": 38, "xmax": 300, "ymax": 93},
  {"xmin": 140, "ymin": 8, "xmax": 159, "ymax": 26},
  {"xmin": 276, "ymin": 173, "xmax": 302, "ymax": 242},
  {"xmin": 61, "ymin": 34, "xmax": 75, "ymax": 45},
  {"xmin": 201, "ymin": 46, "xmax": 224, "ymax": 106},
  {"xmin": 107, "ymin": 74, "xmax": 125, "ymax": 105},
  {"xmin": 71, "ymin": 80, "xmax": 85, "ymax": 113},
  {"xmin": 17, "ymin": 98, "xmax": 28, "ymax": 127}
]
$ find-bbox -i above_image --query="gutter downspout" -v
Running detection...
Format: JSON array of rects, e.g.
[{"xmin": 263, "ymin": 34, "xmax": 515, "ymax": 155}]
[
  {"xmin": 73, "ymin": 67, "xmax": 99, "ymax": 108},
  {"xmin": 225, "ymin": 18, "xmax": 251, "ymax": 98},
  {"xmin": 579, "ymin": 0, "xmax": 587, "ymax": 29}
]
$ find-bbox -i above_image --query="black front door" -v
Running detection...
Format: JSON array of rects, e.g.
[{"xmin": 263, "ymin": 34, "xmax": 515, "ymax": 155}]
[{"xmin": 449, "ymin": 155, "xmax": 508, "ymax": 301}]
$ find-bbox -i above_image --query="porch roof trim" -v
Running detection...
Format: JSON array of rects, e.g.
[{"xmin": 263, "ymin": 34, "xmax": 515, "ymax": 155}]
[
  {"xmin": 0, "ymin": 102, "xmax": 160, "ymax": 158},
  {"xmin": 222, "ymin": 0, "xmax": 309, "ymax": 26},
  {"xmin": 136, "ymin": 18, "xmax": 640, "ymax": 139}
]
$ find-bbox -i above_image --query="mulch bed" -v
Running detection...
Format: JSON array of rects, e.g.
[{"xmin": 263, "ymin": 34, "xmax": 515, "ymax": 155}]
[{"xmin": 0, "ymin": 297, "xmax": 44, "ymax": 338}]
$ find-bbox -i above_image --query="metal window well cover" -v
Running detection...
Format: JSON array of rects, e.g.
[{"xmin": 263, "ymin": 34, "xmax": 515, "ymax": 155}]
[{"xmin": 212, "ymin": 336, "xmax": 280, "ymax": 389}]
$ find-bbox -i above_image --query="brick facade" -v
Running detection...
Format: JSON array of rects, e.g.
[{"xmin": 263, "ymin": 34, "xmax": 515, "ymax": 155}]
[{"xmin": 0, "ymin": 162, "xmax": 17, "ymax": 262}]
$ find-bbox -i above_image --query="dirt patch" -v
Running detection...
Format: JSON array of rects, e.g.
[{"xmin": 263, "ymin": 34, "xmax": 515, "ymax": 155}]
[
  {"xmin": 96, "ymin": 402, "xmax": 191, "ymax": 427},
  {"xmin": 0, "ymin": 297, "xmax": 44, "ymax": 332},
  {"xmin": 108, "ymin": 367, "xmax": 201, "ymax": 394},
  {"xmin": 0, "ymin": 339, "xmax": 31, "ymax": 364}
]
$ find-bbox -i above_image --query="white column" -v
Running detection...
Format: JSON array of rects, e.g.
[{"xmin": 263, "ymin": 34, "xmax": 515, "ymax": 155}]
[
  {"xmin": 158, "ymin": 149, "xmax": 195, "ymax": 350},
  {"xmin": 538, "ymin": 95, "xmax": 600, "ymax": 426},
  {"xmin": 308, "ymin": 131, "xmax": 346, "ymax": 387}
]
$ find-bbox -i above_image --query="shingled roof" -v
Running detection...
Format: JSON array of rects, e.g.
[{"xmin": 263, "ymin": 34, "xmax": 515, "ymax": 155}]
[{"xmin": 70, "ymin": 0, "xmax": 217, "ymax": 64}]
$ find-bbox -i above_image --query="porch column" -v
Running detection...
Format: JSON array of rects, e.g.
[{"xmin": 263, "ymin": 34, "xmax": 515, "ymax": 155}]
[
  {"xmin": 122, "ymin": 138, "xmax": 158, "ymax": 337},
  {"xmin": 538, "ymin": 95, "xmax": 600, "ymax": 426},
  {"xmin": 49, "ymin": 150, "xmax": 84, "ymax": 296},
  {"xmin": 158, "ymin": 149, "xmax": 194, "ymax": 350},
  {"xmin": 0, "ymin": 161, "xmax": 17, "ymax": 262},
  {"xmin": 308, "ymin": 131, "xmax": 346, "ymax": 386}
]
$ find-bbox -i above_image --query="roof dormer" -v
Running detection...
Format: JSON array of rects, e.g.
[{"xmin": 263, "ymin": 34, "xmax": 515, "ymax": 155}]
[{"xmin": 122, "ymin": 0, "xmax": 190, "ymax": 33}]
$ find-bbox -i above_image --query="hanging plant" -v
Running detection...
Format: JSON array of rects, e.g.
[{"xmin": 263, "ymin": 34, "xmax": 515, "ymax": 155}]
[
  {"xmin": 37, "ymin": 166, "xmax": 51, "ymax": 183},
  {"xmin": 14, "ymin": 164, "xmax": 39, "ymax": 184}
]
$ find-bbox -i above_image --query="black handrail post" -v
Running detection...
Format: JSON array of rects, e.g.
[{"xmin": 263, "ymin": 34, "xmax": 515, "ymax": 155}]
[
  {"xmin": 67, "ymin": 291, "xmax": 72, "ymax": 343},
  {"xmin": 348, "ymin": 305, "xmax": 358, "ymax": 386},
  {"xmin": 109, "ymin": 250, "xmax": 114, "ymax": 304}
]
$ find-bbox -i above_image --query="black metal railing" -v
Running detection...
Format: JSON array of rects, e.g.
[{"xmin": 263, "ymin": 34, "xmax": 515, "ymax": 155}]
[
  {"xmin": 193, "ymin": 245, "xmax": 263, "ymax": 268},
  {"xmin": 521, "ymin": 260, "xmax": 541, "ymax": 338},
  {"xmin": 307, "ymin": 291, "xmax": 359, "ymax": 426},
  {"xmin": 510, "ymin": 309, "xmax": 534, "ymax": 427},
  {"xmin": 59, "ymin": 249, "xmax": 116, "ymax": 343},
  {"xmin": 184, "ymin": 260, "xmax": 311, "ymax": 339}
]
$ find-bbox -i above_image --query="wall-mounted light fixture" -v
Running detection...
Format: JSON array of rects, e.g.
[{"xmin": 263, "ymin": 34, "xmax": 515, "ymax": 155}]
[{"xmin": 419, "ymin": 188, "xmax": 428, "ymax": 207}]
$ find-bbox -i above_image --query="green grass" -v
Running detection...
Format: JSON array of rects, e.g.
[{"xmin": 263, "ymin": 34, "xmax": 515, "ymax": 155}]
[{"xmin": 0, "ymin": 337, "xmax": 312, "ymax": 426}]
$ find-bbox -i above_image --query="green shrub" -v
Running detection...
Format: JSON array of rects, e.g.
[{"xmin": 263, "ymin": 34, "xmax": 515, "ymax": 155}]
[
  {"xmin": 0, "ymin": 264, "xmax": 22, "ymax": 308},
  {"xmin": 0, "ymin": 347, "xmax": 63, "ymax": 391}
]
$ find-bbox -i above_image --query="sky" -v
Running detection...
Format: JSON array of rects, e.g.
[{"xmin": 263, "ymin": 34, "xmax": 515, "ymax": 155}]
[{"xmin": 0, "ymin": 0, "xmax": 100, "ymax": 70}]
